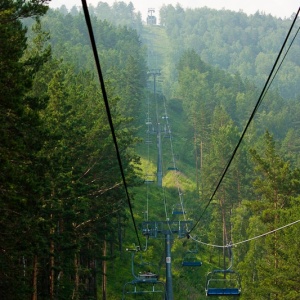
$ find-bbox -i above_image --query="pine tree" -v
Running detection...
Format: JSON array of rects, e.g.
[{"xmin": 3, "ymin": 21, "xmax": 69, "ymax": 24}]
[
  {"xmin": 0, "ymin": 0, "xmax": 49, "ymax": 298},
  {"xmin": 240, "ymin": 131, "xmax": 300, "ymax": 299}
]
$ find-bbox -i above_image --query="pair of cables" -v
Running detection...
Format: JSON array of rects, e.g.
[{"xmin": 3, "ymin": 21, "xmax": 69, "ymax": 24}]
[
  {"xmin": 82, "ymin": 0, "xmax": 300, "ymax": 249},
  {"xmin": 189, "ymin": 7, "xmax": 300, "ymax": 237}
]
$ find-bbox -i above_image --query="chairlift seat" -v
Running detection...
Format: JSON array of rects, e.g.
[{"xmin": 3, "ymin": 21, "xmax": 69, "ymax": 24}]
[
  {"xmin": 182, "ymin": 261, "xmax": 202, "ymax": 267},
  {"xmin": 144, "ymin": 180, "xmax": 154, "ymax": 184},
  {"xmin": 206, "ymin": 287, "xmax": 240, "ymax": 296},
  {"xmin": 138, "ymin": 272, "xmax": 158, "ymax": 281},
  {"xmin": 172, "ymin": 203, "xmax": 185, "ymax": 215},
  {"xmin": 172, "ymin": 210, "xmax": 185, "ymax": 215}
]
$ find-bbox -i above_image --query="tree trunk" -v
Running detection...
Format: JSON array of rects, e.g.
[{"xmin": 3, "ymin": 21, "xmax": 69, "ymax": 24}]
[
  {"xmin": 102, "ymin": 238, "xmax": 107, "ymax": 299},
  {"xmin": 32, "ymin": 255, "xmax": 38, "ymax": 300},
  {"xmin": 72, "ymin": 253, "xmax": 79, "ymax": 300},
  {"xmin": 49, "ymin": 238, "xmax": 55, "ymax": 299}
]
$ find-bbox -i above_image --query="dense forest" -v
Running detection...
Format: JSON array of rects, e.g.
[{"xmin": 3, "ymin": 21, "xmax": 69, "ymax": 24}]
[{"xmin": 1, "ymin": 1, "xmax": 300, "ymax": 299}]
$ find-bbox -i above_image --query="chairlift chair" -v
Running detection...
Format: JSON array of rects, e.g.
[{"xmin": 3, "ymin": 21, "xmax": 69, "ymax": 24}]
[
  {"xmin": 205, "ymin": 269, "xmax": 241, "ymax": 296},
  {"xmin": 122, "ymin": 249, "xmax": 165, "ymax": 299},
  {"xmin": 144, "ymin": 180, "xmax": 154, "ymax": 184},
  {"xmin": 182, "ymin": 251, "xmax": 202, "ymax": 267},
  {"xmin": 167, "ymin": 167, "xmax": 179, "ymax": 171},
  {"xmin": 146, "ymin": 128, "xmax": 155, "ymax": 135},
  {"xmin": 145, "ymin": 115, "xmax": 152, "ymax": 125},
  {"xmin": 172, "ymin": 204, "xmax": 185, "ymax": 215},
  {"xmin": 205, "ymin": 244, "xmax": 241, "ymax": 296},
  {"xmin": 144, "ymin": 175, "xmax": 155, "ymax": 184},
  {"xmin": 164, "ymin": 128, "xmax": 171, "ymax": 138},
  {"xmin": 182, "ymin": 241, "xmax": 202, "ymax": 267}
]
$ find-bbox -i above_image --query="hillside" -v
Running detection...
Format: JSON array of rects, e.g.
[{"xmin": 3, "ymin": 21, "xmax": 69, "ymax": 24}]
[
  {"xmin": 2, "ymin": 2, "xmax": 300, "ymax": 299},
  {"xmin": 120, "ymin": 11, "xmax": 300, "ymax": 299},
  {"xmin": 159, "ymin": 5, "xmax": 300, "ymax": 100}
]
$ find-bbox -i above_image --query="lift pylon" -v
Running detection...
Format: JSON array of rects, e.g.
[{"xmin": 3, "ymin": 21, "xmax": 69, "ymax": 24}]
[{"xmin": 142, "ymin": 221, "xmax": 192, "ymax": 300}]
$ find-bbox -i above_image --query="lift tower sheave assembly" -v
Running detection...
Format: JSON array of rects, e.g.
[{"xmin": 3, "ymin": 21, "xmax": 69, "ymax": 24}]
[{"xmin": 142, "ymin": 221, "xmax": 192, "ymax": 300}]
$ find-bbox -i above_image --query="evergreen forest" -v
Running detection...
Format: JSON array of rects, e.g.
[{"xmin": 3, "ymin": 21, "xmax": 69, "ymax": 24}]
[{"xmin": 1, "ymin": 1, "xmax": 300, "ymax": 299}]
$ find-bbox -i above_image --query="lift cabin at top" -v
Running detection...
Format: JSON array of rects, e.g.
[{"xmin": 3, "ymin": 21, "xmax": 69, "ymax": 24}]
[
  {"xmin": 122, "ymin": 248, "xmax": 166, "ymax": 299},
  {"xmin": 147, "ymin": 8, "xmax": 157, "ymax": 25},
  {"xmin": 205, "ymin": 243, "xmax": 241, "ymax": 297}
]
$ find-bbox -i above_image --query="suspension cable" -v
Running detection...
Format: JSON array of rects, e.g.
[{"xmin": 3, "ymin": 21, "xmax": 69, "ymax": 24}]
[
  {"xmin": 161, "ymin": 95, "xmax": 192, "ymax": 237},
  {"xmin": 81, "ymin": 0, "xmax": 141, "ymax": 249},
  {"xmin": 190, "ymin": 219, "xmax": 300, "ymax": 248},
  {"xmin": 162, "ymin": 96, "xmax": 186, "ymax": 217}
]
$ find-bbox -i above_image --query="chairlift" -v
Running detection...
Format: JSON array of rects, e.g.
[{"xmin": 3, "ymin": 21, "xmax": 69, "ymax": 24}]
[
  {"xmin": 144, "ymin": 180, "xmax": 154, "ymax": 184},
  {"xmin": 205, "ymin": 269, "xmax": 241, "ymax": 296},
  {"xmin": 146, "ymin": 128, "xmax": 155, "ymax": 135},
  {"xmin": 172, "ymin": 204, "xmax": 185, "ymax": 215},
  {"xmin": 136, "ymin": 255, "xmax": 160, "ymax": 280},
  {"xmin": 205, "ymin": 244, "xmax": 241, "ymax": 296},
  {"xmin": 182, "ymin": 240, "xmax": 202, "ymax": 267},
  {"xmin": 145, "ymin": 114, "xmax": 152, "ymax": 124},
  {"xmin": 122, "ymin": 249, "xmax": 165, "ymax": 299},
  {"xmin": 167, "ymin": 167, "xmax": 179, "ymax": 171},
  {"xmin": 144, "ymin": 175, "xmax": 155, "ymax": 184},
  {"xmin": 182, "ymin": 251, "xmax": 202, "ymax": 267},
  {"xmin": 163, "ymin": 126, "xmax": 171, "ymax": 138}
]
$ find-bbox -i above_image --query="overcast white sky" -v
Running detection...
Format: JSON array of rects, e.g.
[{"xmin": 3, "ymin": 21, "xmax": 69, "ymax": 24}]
[{"xmin": 49, "ymin": 0, "xmax": 299, "ymax": 20}]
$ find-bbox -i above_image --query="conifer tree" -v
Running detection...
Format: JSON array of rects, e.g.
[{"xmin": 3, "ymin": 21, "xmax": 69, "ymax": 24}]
[
  {"xmin": 239, "ymin": 131, "xmax": 300, "ymax": 299},
  {"xmin": 0, "ymin": 0, "xmax": 49, "ymax": 298}
]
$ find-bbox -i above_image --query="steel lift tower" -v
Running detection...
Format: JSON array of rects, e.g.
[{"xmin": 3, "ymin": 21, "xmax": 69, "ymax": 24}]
[{"xmin": 142, "ymin": 221, "xmax": 192, "ymax": 300}]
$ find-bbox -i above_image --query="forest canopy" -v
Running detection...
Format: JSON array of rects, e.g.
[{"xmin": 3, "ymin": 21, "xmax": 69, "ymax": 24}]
[{"xmin": 1, "ymin": 1, "xmax": 300, "ymax": 299}]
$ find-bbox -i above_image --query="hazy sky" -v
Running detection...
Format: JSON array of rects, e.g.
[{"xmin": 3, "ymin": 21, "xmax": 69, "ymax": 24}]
[{"xmin": 49, "ymin": 0, "xmax": 299, "ymax": 20}]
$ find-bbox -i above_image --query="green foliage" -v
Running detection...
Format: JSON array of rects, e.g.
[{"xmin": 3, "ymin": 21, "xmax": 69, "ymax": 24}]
[
  {"xmin": 159, "ymin": 5, "xmax": 300, "ymax": 99},
  {"xmin": 0, "ymin": 0, "xmax": 50, "ymax": 297},
  {"xmin": 0, "ymin": 2, "xmax": 146, "ymax": 298},
  {"xmin": 40, "ymin": 9, "xmax": 148, "ymax": 123},
  {"xmin": 90, "ymin": 1, "xmax": 143, "ymax": 34},
  {"xmin": 2, "ymin": 2, "xmax": 300, "ymax": 299},
  {"xmin": 234, "ymin": 132, "xmax": 300, "ymax": 298}
]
